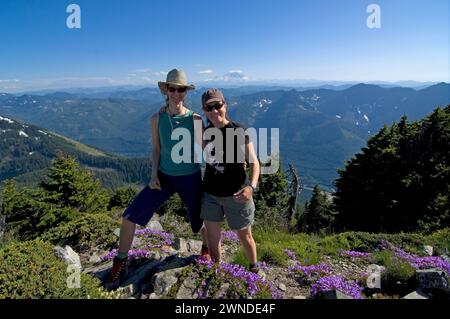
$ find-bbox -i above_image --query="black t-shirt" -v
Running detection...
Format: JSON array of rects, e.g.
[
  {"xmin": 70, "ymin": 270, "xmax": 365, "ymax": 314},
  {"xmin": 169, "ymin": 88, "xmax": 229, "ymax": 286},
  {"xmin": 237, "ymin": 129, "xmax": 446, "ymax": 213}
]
[{"xmin": 203, "ymin": 121, "xmax": 250, "ymax": 197}]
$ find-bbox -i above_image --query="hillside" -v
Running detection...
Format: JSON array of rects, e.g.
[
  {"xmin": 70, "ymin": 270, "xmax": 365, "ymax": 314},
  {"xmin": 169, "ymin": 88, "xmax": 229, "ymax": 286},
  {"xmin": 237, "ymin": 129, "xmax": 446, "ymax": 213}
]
[{"xmin": 0, "ymin": 115, "xmax": 151, "ymax": 189}]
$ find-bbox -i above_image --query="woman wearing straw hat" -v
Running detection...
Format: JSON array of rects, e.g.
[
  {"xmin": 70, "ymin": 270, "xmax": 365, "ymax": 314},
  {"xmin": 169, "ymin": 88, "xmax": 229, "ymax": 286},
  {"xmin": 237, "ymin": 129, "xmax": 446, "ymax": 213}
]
[{"xmin": 106, "ymin": 69, "xmax": 209, "ymax": 288}]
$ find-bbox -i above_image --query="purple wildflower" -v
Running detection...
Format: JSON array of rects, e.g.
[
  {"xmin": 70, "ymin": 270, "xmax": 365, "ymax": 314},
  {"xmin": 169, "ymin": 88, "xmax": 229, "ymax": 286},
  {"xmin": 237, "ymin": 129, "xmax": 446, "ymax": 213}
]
[
  {"xmin": 341, "ymin": 250, "xmax": 372, "ymax": 258},
  {"xmin": 382, "ymin": 241, "xmax": 450, "ymax": 275},
  {"xmin": 284, "ymin": 249, "xmax": 298, "ymax": 261},
  {"xmin": 311, "ymin": 275, "xmax": 364, "ymax": 299},
  {"xmin": 221, "ymin": 230, "xmax": 239, "ymax": 243}
]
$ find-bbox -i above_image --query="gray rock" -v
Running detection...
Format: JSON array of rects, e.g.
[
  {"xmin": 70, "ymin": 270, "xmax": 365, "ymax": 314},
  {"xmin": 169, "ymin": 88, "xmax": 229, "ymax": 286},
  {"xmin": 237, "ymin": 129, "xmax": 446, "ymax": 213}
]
[
  {"xmin": 416, "ymin": 269, "xmax": 450, "ymax": 292},
  {"xmin": 152, "ymin": 267, "xmax": 186, "ymax": 296},
  {"xmin": 146, "ymin": 220, "xmax": 164, "ymax": 231},
  {"xmin": 278, "ymin": 283, "xmax": 287, "ymax": 291},
  {"xmin": 148, "ymin": 293, "xmax": 159, "ymax": 299},
  {"xmin": 176, "ymin": 277, "xmax": 198, "ymax": 299},
  {"xmin": 174, "ymin": 238, "xmax": 188, "ymax": 253},
  {"xmin": 212, "ymin": 283, "xmax": 230, "ymax": 299},
  {"xmin": 187, "ymin": 239, "xmax": 203, "ymax": 253},
  {"xmin": 320, "ymin": 290, "xmax": 353, "ymax": 299},
  {"xmin": 423, "ymin": 245, "xmax": 433, "ymax": 256},
  {"xmin": 402, "ymin": 290, "xmax": 430, "ymax": 299},
  {"xmin": 54, "ymin": 245, "xmax": 81, "ymax": 269},
  {"xmin": 293, "ymin": 295, "xmax": 307, "ymax": 299},
  {"xmin": 89, "ymin": 254, "xmax": 102, "ymax": 264},
  {"xmin": 121, "ymin": 283, "xmax": 140, "ymax": 299},
  {"xmin": 113, "ymin": 228, "xmax": 121, "ymax": 237}
]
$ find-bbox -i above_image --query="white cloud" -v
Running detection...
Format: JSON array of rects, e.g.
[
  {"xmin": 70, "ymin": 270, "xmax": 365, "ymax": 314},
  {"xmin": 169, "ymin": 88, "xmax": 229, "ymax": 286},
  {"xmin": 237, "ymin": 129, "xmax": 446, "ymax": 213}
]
[
  {"xmin": 141, "ymin": 76, "xmax": 155, "ymax": 83},
  {"xmin": 199, "ymin": 70, "xmax": 213, "ymax": 74},
  {"xmin": 131, "ymin": 68, "xmax": 151, "ymax": 73}
]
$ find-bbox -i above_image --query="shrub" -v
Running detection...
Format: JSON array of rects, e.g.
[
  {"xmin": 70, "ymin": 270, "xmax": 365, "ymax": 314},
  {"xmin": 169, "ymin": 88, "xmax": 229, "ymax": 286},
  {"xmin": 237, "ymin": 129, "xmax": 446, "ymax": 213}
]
[
  {"xmin": 372, "ymin": 250, "xmax": 415, "ymax": 296},
  {"xmin": 41, "ymin": 213, "xmax": 119, "ymax": 253},
  {"xmin": 0, "ymin": 239, "xmax": 111, "ymax": 299},
  {"xmin": 108, "ymin": 186, "xmax": 137, "ymax": 210}
]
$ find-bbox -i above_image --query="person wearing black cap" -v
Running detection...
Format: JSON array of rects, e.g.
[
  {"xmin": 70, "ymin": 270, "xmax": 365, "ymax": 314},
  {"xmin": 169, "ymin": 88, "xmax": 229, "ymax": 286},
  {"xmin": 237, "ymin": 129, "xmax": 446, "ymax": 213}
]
[{"xmin": 200, "ymin": 88, "xmax": 262, "ymax": 274}]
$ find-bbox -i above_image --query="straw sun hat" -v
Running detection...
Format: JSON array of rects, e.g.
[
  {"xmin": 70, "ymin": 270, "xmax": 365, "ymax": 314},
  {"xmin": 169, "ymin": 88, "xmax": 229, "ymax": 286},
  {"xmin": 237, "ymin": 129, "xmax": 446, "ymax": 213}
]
[{"xmin": 158, "ymin": 68, "xmax": 196, "ymax": 94}]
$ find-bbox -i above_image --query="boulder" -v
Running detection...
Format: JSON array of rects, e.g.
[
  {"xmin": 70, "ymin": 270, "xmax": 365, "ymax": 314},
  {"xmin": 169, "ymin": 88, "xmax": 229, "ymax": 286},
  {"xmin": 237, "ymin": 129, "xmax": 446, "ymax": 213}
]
[
  {"xmin": 416, "ymin": 269, "xmax": 450, "ymax": 292},
  {"xmin": 176, "ymin": 277, "xmax": 198, "ymax": 299},
  {"xmin": 423, "ymin": 245, "xmax": 433, "ymax": 256},
  {"xmin": 146, "ymin": 220, "xmax": 164, "ymax": 232},
  {"xmin": 278, "ymin": 283, "xmax": 287, "ymax": 291},
  {"xmin": 401, "ymin": 290, "xmax": 430, "ymax": 299},
  {"xmin": 174, "ymin": 238, "xmax": 188, "ymax": 253},
  {"xmin": 89, "ymin": 253, "xmax": 102, "ymax": 264},
  {"xmin": 186, "ymin": 239, "xmax": 203, "ymax": 253},
  {"xmin": 54, "ymin": 245, "xmax": 81, "ymax": 269},
  {"xmin": 152, "ymin": 267, "xmax": 186, "ymax": 296}
]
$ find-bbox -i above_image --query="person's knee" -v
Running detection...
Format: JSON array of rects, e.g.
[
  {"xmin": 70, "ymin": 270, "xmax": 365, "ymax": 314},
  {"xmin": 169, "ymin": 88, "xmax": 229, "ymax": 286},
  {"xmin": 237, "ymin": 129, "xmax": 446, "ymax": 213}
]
[{"xmin": 237, "ymin": 229, "xmax": 254, "ymax": 244}]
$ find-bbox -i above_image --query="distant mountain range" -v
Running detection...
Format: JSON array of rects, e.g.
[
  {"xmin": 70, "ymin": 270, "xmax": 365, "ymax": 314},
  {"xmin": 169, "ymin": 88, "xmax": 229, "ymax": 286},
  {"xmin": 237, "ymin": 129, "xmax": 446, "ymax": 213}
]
[{"xmin": 1, "ymin": 82, "xmax": 449, "ymax": 191}]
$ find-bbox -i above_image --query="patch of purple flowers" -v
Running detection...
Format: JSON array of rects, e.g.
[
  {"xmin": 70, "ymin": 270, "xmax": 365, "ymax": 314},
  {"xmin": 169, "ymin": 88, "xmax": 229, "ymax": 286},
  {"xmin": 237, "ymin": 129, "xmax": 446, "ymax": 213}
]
[
  {"xmin": 101, "ymin": 228, "xmax": 175, "ymax": 261},
  {"xmin": 134, "ymin": 228, "xmax": 174, "ymax": 246},
  {"xmin": 311, "ymin": 275, "xmax": 364, "ymax": 299},
  {"xmin": 288, "ymin": 262, "xmax": 332, "ymax": 278},
  {"xmin": 381, "ymin": 241, "xmax": 450, "ymax": 275},
  {"xmin": 221, "ymin": 230, "xmax": 239, "ymax": 243},
  {"xmin": 194, "ymin": 256, "xmax": 280, "ymax": 299},
  {"xmin": 341, "ymin": 250, "xmax": 373, "ymax": 258},
  {"xmin": 284, "ymin": 249, "xmax": 298, "ymax": 261}
]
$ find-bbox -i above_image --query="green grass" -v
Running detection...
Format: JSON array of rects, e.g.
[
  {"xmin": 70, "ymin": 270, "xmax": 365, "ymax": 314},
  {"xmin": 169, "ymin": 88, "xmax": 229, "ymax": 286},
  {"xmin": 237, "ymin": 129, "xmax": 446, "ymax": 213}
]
[
  {"xmin": 230, "ymin": 227, "xmax": 450, "ymax": 268},
  {"xmin": 50, "ymin": 132, "xmax": 107, "ymax": 157}
]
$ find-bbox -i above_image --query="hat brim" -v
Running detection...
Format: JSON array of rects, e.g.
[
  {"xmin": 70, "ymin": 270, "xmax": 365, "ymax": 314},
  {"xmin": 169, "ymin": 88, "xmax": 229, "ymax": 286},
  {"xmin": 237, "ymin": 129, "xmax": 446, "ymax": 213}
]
[
  {"xmin": 203, "ymin": 98, "xmax": 223, "ymax": 106},
  {"xmin": 158, "ymin": 81, "xmax": 195, "ymax": 93}
]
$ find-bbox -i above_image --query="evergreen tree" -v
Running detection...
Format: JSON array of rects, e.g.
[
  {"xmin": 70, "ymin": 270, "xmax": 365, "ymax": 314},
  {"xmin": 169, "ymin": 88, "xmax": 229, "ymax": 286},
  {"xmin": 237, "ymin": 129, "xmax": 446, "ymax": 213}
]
[
  {"xmin": 39, "ymin": 154, "xmax": 109, "ymax": 214},
  {"xmin": 296, "ymin": 185, "xmax": 336, "ymax": 234},
  {"xmin": 334, "ymin": 105, "xmax": 450, "ymax": 232}
]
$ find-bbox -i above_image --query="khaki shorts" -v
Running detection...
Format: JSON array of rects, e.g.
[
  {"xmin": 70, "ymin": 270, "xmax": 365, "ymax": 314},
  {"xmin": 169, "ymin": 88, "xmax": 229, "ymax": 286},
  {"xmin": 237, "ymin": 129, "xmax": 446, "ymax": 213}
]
[{"xmin": 201, "ymin": 192, "xmax": 255, "ymax": 230}]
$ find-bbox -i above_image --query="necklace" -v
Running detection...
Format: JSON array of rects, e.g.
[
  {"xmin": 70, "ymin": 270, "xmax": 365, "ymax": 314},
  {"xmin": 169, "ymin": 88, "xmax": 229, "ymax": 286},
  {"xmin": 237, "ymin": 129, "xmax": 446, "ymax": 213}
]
[{"xmin": 166, "ymin": 106, "xmax": 188, "ymax": 132}]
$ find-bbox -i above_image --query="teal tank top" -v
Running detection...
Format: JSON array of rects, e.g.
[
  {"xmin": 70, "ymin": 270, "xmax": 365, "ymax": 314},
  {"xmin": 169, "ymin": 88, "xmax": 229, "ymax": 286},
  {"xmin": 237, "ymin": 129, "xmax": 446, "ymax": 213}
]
[{"xmin": 158, "ymin": 109, "xmax": 200, "ymax": 176}]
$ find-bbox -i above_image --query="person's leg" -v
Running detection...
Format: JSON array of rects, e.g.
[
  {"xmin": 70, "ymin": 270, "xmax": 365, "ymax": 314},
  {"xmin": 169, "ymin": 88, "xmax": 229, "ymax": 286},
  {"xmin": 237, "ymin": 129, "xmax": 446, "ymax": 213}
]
[
  {"xmin": 236, "ymin": 225, "xmax": 257, "ymax": 266},
  {"xmin": 118, "ymin": 172, "xmax": 174, "ymax": 257},
  {"xmin": 175, "ymin": 171, "xmax": 207, "ymax": 242},
  {"xmin": 204, "ymin": 220, "xmax": 223, "ymax": 262},
  {"xmin": 117, "ymin": 217, "xmax": 136, "ymax": 258}
]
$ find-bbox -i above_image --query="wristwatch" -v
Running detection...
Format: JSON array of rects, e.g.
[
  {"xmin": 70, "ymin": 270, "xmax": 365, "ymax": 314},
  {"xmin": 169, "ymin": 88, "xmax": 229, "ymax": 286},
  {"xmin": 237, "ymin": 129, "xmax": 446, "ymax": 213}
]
[{"xmin": 248, "ymin": 184, "xmax": 258, "ymax": 193}]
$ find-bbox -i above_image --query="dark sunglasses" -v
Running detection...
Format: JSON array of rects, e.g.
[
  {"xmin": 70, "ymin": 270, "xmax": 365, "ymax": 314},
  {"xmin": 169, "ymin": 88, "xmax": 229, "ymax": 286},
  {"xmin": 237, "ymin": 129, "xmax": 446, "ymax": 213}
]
[
  {"xmin": 204, "ymin": 102, "xmax": 224, "ymax": 112},
  {"xmin": 168, "ymin": 86, "xmax": 187, "ymax": 93}
]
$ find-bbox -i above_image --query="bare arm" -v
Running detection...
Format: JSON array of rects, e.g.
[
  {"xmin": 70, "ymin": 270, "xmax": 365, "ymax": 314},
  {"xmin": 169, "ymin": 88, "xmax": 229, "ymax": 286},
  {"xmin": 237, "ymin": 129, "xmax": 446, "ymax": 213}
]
[
  {"xmin": 149, "ymin": 113, "xmax": 161, "ymax": 189},
  {"xmin": 245, "ymin": 141, "xmax": 260, "ymax": 189},
  {"xmin": 233, "ymin": 141, "xmax": 260, "ymax": 202}
]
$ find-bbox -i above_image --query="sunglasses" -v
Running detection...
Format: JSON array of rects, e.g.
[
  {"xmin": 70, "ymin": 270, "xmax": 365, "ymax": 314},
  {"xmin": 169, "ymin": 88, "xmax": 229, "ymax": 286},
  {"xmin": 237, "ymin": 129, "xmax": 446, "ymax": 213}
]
[
  {"xmin": 204, "ymin": 102, "xmax": 224, "ymax": 112},
  {"xmin": 167, "ymin": 86, "xmax": 187, "ymax": 93}
]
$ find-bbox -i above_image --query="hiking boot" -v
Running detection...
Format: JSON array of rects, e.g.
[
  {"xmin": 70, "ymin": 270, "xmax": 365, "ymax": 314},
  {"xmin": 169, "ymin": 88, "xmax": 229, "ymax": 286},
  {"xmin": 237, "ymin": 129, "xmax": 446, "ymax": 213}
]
[
  {"xmin": 249, "ymin": 263, "xmax": 266, "ymax": 280},
  {"xmin": 201, "ymin": 245, "xmax": 211, "ymax": 261},
  {"xmin": 106, "ymin": 256, "xmax": 129, "ymax": 290}
]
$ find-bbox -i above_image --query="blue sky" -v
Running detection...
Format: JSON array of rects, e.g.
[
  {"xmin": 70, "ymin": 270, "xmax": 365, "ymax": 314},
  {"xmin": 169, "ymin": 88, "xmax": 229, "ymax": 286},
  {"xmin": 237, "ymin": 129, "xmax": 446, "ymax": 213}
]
[{"xmin": 0, "ymin": 0, "xmax": 448, "ymax": 92}]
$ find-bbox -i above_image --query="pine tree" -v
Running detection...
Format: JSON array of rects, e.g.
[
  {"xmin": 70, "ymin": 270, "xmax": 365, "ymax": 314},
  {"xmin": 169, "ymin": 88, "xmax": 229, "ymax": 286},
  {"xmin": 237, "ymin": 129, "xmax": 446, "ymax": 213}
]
[
  {"xmin": 334, "ymin": 105, "xmax": 450, "ymax": 232},
  {"xmin": 39, "ymin": 153, "xmax": 109, "ymax": 214},
  {"xmin": 296, "ymin": 185, "xmax": 336, "ymax": 234}
]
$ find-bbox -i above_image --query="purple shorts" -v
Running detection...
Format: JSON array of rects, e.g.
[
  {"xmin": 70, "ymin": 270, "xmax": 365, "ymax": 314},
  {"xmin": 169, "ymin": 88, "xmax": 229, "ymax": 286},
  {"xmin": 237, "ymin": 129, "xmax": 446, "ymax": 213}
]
[{"xmin": 122, "ymin": 170, "xmax": 203, "ymax": 233}]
